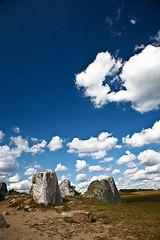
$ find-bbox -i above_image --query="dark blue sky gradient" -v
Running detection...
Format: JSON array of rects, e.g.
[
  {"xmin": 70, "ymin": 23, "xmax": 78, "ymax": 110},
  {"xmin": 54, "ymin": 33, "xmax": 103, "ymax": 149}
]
[{"xmin": 0, "ymin": 0, "xmax": 160, "ymax": 188}]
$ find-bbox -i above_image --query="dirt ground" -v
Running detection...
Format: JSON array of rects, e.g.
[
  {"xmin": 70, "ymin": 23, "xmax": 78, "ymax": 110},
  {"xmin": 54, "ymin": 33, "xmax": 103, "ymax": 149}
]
[
  {"xmin": 0, "ymin": 191, "xmax": 160, "ymax": 240},
  {"xmin": 0, "ymin": 195, "xmax": 122, "ymax": 240}
]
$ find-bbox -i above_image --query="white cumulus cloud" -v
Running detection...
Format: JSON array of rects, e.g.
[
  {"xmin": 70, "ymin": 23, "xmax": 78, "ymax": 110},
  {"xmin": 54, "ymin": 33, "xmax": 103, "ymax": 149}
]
[
  {"xmin": 12, "ymin": 126, "xmax": 20, "ymax": 133},
  {"xmin": 75, "ymin": 45, "xmax": 160, "ymax": 113},
  {"xmin": 137, "ymin": 149, "xmax": 160, "ymax": 166},
  {"xmin": 76, "ymin": 173, "xmax": 88, "ymax": 182},
  {"xmin": 8, "ymin": 180, "xmax": 31, "ymax": 192},
  {"xmin": 75, "ymin": 160, "xmax": 89, "ymax": 172},
  {"xmin": 29, "ymin": 140, "xmax": 47, "ymax": 155},
  {"xmin": 8, "ymin": 173, "xmax": 20, "ymax": 183},
  {"xmin": 99, "ymin": 157, "xmax": 114, "ymax": 163},
  {"xmin": 117, "ymin": 151, "xmax": 136, "ymax": 165},
  {"xmin": 0, "ymin": 131, "xmax": 5, "ymax": 142},
  {"xmin": 90, "ymin": 174, "xmax": 109, "ymax": 182},
  {"xmin": 89, "ymin": 165, "xmax": 105, "ymax": 173},
  {"xmin": 75, "ymin": 51, "xmax": 122, "ymax": 108},
  {"xmin": 112, "ymin": 169, "xmax": 121, "ymax": 174},
  {"xmin": 55, "ymin": 163, "xmax": 67, "ymax": 172},
  {"xmin": 123, "ymin": 167, "xmax": 138, "ymax": 176},
  {"xmin": 150, "ymin": 30, "xmax": 160, "ymax": 46},
  {"xmin": 47, "ymin": 136, "xmax": 63, "ymax": 151},
  {"xmin": 123, "ymin": 120, "xmax": 160, "ymax": 147},
  {"xmin": 24, "ymin": 167, "xmax": 37, "ymax": 176},
  {"xmin": 67, "ymin": 132, "xmax": 118, "ymax": 159}
]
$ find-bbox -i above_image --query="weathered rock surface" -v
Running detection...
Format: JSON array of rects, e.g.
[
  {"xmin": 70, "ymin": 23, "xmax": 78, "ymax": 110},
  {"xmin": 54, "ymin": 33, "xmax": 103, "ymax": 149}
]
[
  {"xmin": 59, "ymin": 179, "xmax": 75, "ymax": 198},
  {"xmin": 0, "ymin": 182, "xmax": 7, "ymax": 194},
  {"xmin": 0, "ymin": 215, "xmax": 9, "ymax": 229},
  {"xmin": 108, "ymin": 177, "xmax": 122, "ymax": 204},
  {"xmin": 73, "ymin": 211, "xmax": 93, "ymax": 223},
  {"xmin": 30, "ymin": 169, "xmax": 62, "ymax": 206},
  {"xmin": 84, "ymin": 177, "xmax": 122, "ymax": 204}
]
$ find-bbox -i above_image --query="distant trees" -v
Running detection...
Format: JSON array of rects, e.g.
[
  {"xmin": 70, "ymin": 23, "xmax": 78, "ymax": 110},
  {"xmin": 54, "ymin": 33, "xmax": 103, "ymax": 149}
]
[{"xmin": 119, "ymin": 189, "xmax": 153, "ymax": 193}]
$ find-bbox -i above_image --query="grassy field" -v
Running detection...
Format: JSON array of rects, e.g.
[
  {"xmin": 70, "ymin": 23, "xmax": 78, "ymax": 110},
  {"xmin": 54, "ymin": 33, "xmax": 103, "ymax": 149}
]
[{"xmin": 1, "ymin": 190, "xmax": 160, "ymax": 240}]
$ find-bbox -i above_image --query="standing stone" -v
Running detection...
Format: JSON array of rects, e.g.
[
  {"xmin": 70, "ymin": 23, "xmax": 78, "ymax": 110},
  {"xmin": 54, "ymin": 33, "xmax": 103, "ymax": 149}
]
[
  {"xmin": 59, "ymin": 179, "xmax": 75, "ymax": 198},
  {"xmin": 84, "ymin": 177, "xmax": 122, "ymax": 204},
  {"xmin": 30, "ymin": 169, "xmax": 62, "ymax": 206},
  {"xmin": 0, "ymin": 182, "xmax": 7, "ymax": 194}
]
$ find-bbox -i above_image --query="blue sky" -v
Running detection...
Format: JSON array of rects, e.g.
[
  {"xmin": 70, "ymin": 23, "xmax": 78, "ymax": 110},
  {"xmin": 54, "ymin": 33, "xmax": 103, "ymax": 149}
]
[{"xmin": 0, "ymin": 0, "xmax": 160, "ymax": 192}]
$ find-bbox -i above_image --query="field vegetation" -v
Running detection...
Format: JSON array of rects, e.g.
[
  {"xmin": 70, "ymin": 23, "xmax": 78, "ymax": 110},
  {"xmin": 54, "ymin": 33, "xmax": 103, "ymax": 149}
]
[{"xmin": 0, "ymin": 189, "xmax": 160, "ymax": 240}]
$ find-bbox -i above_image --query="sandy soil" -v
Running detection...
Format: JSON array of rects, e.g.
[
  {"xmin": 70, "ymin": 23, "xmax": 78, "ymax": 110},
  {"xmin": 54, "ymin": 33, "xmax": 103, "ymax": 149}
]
[{"xmin": 0, "ymin": 196, "xmax": 121, "ymax": 240}]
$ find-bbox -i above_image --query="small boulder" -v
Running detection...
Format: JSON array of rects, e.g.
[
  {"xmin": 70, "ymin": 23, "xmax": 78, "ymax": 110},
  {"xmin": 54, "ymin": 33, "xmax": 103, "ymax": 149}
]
[
  {"xmin": 73, "ymin": 211, "xmax": 93, "ymax": 223},
  {"xmin": 30, "ymin": 169, "xmax": 62, "ymax": 206},
  {"xmin": 59, "ymin": 179, "xmax": 75, "ymax": 198}
]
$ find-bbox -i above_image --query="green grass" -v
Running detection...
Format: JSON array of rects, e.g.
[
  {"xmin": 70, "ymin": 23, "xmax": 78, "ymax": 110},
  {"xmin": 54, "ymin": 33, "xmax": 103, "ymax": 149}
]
[{"xmin": 5, "ymin": 189, "xmax": 160, "ymax": 240}]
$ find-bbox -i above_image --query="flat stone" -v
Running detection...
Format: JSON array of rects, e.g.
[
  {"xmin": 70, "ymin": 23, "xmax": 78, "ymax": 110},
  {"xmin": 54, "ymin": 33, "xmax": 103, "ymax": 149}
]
[
  {"xmin": 0, "ymin": 215, "xmax": 9, "ymax": 229},
  {"xmin": 73, "ymin": 211, "xmax": 93, "ymax": 223},
  {"xmin": 62, "ymin": 211, "xmax": 76, "ymax": 217}
]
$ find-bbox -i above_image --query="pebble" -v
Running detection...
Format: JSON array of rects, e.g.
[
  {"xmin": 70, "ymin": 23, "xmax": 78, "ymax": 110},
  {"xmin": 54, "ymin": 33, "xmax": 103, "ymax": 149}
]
[{"xmin": 3, "ymin": 212, "xmax": 10, "ymax": 215}]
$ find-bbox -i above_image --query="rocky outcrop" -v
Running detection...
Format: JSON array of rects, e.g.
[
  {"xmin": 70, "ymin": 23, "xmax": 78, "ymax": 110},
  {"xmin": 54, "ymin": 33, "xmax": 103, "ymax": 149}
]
[
  {"xmin": 0, "ymin": 182, "xmax": 7, "ymax": 194},
  {"xmin": 30, "ymin": 169, "xmax": 62, "ymax": 206},
  {"xmin": 59, "ymin": 179, "xmax": 75, "ymax": 198},
  {"xmin": 84, "ymin": 177, "xmax": 122, "ymax": 204}
]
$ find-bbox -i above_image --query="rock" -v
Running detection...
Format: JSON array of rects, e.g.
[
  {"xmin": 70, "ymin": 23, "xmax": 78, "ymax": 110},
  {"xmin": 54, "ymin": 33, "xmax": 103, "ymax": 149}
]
[
  {"xmin": 59, "ymin": 179, "xmax": 75, "ymax": 198},
  {"xmin": 0, "ymin": 215, "xmax": 9, "ymax": 229},
  {"xmin": 9, "ymin": 199, "xmax": 16, "ymax": 204},
  {"xmin": 16, "ymin": 206, "xmax": 21, "ymax": 211},
  {"xmin": 107, "ymin": 177, "xmax": 122, "ymax": 204},
  {"xmin": 62, "ymin": 211, "xmax": 76, "ymax": 217},
  {"xmin": 84, "ymin": 177, "xmax": 122, "ymax": 204},
  {"xmin": 0, "ymin": 182, "xmax": 7, "ymax": 194},
  {"xmin": 30, "ymin": 169, "xmax": 63, "ymax": 206},
  {"xmin": 73, "ymin": 211, "xmax": 93, "ymax": 223},
  {"xmin": 24, "ymin": 205, "xmax": 30, "ymax": 210},
  {"xmin": 3, "ymin": 212, "xmax": 10, "ymax": 215},
  {"xmin": 55, "ymin": 206, "xmax": 63, "ymax": 209}
]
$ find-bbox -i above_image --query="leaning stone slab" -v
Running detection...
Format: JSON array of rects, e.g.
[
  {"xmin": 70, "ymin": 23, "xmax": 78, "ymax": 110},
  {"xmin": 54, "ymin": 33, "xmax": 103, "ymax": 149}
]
[
  {"xmin": 73, "ymin": 211, "xmax": 93, "ymax": 223},
  {"xmin": 84, "ymin": 177, "xmax": 122, "ymax": 204},
  {"xmin": 30, "ymin": 169, "xmax": 62, "ymax": 206},
  {"xmin": 0, "ymin": 215, "xmax": 9, "ymax": 229}
]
